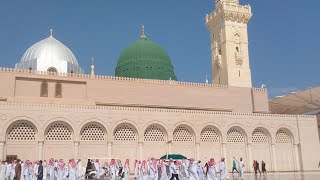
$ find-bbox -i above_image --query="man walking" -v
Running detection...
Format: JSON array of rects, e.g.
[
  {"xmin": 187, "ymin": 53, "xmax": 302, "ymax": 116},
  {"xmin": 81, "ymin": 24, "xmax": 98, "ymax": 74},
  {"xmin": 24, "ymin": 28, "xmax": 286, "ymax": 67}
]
[
  {"xmin": 37, "ymin": 160, "xmax": 43, "ymax": 180},
  {"xmin": 14, "ymin": 159, "xmax": 21, "ymax": 180}
]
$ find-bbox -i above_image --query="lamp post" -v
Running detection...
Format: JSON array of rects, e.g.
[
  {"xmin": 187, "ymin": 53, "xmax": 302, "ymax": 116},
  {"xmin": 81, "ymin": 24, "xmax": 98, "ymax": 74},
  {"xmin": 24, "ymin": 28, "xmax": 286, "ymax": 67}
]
[{"xmin": 166, "ymin": 140, "xmax": 172, "ymax": 160}]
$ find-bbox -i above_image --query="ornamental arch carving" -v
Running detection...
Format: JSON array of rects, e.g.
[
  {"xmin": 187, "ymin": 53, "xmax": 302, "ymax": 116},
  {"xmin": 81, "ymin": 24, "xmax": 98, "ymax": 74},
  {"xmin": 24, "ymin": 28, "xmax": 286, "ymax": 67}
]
[
  {"xmin": 80, "ymin": 122, "xmax": 107, "ymax": 141},
  {"xmin": 6, "ymin": 120, "xmax": 38, "ymax": 141},
  {"xmin": 143, "ymin": 123, "xmax": 167, "ymax": 142},
  {"xmin": 77, "ymin": 118, "xmax": 108, "ymax": 141},
  {"xmin": 275, "ymin": 128, "xmax": 293, "ymax": 144},
  {"xmin": 226, "ymin": 125, "xmax": 248, "ymax": 143},
  {"xmin": 113, "ymin": 123, "xmax": 138, "ymax": 142},
  {"xmin": 200, "ymin": 125, "xmax": 222, "ymax": 143},
  {"xmin": 251, "ymin": 127, "xmax": 271, "ymax": 144},
  {"xmin": 172, "ymin": 124, "xmax": 196, "ymax": 143},
  {"xmin": 44, "ymin": 121, "xmax": 74, "ymax": 141},
  {"xmin": 1, "ymin": 116, "xmax": 40, "ymax": 141}
]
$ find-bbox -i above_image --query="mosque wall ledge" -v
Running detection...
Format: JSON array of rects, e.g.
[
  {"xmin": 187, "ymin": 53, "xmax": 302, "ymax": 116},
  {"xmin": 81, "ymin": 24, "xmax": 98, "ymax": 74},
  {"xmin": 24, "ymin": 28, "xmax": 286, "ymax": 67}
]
[{"xmin": 0, "ymin": 101, "xmax": 316, "ymax": 119}]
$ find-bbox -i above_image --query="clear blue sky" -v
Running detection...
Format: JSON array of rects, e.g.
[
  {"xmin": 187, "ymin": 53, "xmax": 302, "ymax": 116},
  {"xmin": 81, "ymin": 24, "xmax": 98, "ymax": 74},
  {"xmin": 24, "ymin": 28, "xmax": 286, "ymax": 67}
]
[{"xmin": 0, "ymin": 0, "xmax": 319, "ymax": 99}]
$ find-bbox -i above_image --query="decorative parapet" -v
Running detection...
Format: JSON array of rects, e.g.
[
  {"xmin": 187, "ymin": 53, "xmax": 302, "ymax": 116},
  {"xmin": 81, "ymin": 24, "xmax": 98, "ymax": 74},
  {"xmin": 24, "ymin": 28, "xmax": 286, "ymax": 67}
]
[
  {"xmin": 0, "ymin": 101, "xmax": 315, "ymax": 119},
  {"xmin": 0, "ymin": 67, "xmax": 228, "ymax": 89},
  {"xmin": 252, "ymin": 87, "xmax": 267, "ymax": 92},
  {"xmin": 206, "ymin": 3, "xmax": 252, "ymax": 26}
]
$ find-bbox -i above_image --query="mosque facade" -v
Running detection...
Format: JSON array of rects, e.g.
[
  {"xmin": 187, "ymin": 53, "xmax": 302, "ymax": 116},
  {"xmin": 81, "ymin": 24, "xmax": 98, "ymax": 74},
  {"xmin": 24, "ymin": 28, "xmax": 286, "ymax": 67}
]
[{"xmin": 0, "ymin": 0, "xmax": 319, "ymax": 172}]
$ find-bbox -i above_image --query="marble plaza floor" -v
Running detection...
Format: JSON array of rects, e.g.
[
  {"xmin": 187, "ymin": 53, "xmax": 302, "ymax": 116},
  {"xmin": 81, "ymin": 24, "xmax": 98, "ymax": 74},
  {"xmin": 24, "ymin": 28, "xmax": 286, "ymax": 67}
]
[{"xmin": 97, "ymin": 171, "xmax": 320, "ymax": 179}]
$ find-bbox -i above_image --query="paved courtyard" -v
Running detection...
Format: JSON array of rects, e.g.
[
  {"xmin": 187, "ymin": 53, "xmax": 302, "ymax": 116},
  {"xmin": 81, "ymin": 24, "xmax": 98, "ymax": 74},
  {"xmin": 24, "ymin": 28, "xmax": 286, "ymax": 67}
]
[
  {"xmin": 96, "ymin": 172, "xmax": 320, "ymax": 179},
  {"xmin": 226, "ymin": 172, "xmax": 320, "ymax": 180}
]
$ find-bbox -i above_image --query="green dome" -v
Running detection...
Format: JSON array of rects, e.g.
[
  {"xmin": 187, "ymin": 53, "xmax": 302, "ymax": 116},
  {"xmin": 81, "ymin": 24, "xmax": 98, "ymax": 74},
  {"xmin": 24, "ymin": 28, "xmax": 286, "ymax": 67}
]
[{"xmin": 115, "ymin": 36, "xmax": 177, "ymax": 80}]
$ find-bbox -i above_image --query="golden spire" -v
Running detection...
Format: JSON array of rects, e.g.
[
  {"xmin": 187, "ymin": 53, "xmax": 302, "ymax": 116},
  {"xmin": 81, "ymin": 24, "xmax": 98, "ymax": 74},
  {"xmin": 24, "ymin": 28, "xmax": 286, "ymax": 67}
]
[
  {"xmin": 49, "ymin": 29, "xmax": 53, "ymax": 37},
  {"xmin": 141, "ymin": 24, "xmax": 146, "ymax": 38}
]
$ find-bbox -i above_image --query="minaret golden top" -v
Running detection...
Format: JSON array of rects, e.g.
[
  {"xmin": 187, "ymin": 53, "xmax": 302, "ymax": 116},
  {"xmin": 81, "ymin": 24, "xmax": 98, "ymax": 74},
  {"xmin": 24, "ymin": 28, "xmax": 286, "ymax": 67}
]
[{"xmin": 141, "ymin": 24, "xmax": 147, "ymax": 38}]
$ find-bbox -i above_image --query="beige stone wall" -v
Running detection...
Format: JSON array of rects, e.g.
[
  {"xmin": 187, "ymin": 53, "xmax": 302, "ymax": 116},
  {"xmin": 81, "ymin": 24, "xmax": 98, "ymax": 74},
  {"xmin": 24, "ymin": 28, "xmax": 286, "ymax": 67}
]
[
  {"xmin": 0, "ymin": 69, "xmax": 269, "ymax": 113},
  {"xmin": 0, "ymin": 101, "xmax": 319, "ymax": 171}
]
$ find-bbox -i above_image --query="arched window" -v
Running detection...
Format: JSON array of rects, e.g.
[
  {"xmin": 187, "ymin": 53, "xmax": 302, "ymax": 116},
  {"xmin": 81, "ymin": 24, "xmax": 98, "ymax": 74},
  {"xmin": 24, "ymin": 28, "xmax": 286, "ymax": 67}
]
[
  {"xmin": 144, "ymin": 125, "xmax": 166, "ymax": 142},
  {"xmin": 45, "ymin": 122, "xmax": 72, "ymax": 141},
  {"xmin": 227, "ymin": 127, "xmax": 244, "ymax": 143},
  {"xmin": 276, "ymin": 129, "xmax": 292, "ymax": 144},
  {"xmin": 200, "ymin": 126, "xmax": 220, "ymax": 143},
  {"xmin": 81, "ymin": 123, "xmax": 106, "ymax": 141},
  {"xmin": 7, "ymin": 122, "xmax": 36, "ymax": 141},
  {"xmin": 252, "ymin": 128, "xmax": 269, "ymax": 143},
  {"xmin": 40, "ymin": 82, "xmax": 48, "ymax": 97},
  {"xmin": 173, "ymin": 126, "xmax": 194, "ymax": 142},
  {"xmin": 113, "ymin": 124, "xmax": 137, "ymax": 141},
  {"xmin": 55, "ymin": 83, "xmax": 62, "ymax": 98}
]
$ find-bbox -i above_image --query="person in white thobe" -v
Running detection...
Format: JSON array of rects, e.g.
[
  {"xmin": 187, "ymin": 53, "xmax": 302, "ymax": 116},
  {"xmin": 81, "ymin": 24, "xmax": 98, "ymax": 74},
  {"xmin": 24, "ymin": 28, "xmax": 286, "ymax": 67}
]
[
  {"xmin": 56, "ymin": 160, "xmax": 65, "ymax": 180},
  {"xmin": 180, "ymin": 161, "xmax": 189, "ymax": 180},
  {"xmin": 122, "ymin": 159, "xmax": 130, "ymax": 180},
  {"xmin": 206, "ymin": 159, "xmax": 217, "ymax": 180},
  {"xmin": 68, "ymin": 159, "xmax": 77, "ymax": 180},
  {"xmin": 20, "ymin": 162, "xmax": 25, "ymax": 180},
  {"xmin": 109, "ymin": 159, "xmax": 117, "ymax": 180},
  {"xmin": 94, "ymin": 159, "xmax": 101, "ymax": 179},
  {"xmin": 6, "ymin": 162, "xmax": 12, "ymax": 180},
  {"xmin": 48, "ymin": 159, "xmax": 55, "ymax": 180},
  {"xmin": 77, "ymin": 159, "xmax": 83, "ymax": 179},
  {"xmin": 197, "ymin": 161, "xmax": 204, "ymax": 180},
  {"xmin": 219, "ymin": 158, "xmax": 228, "ymax": 180},
  {"xmin": 148, "ymin": 160, "xmax": 157, "ymax": 180},
  {"xmin": 234, "ymin": 157, "xmax": 245, "ymax": 180},
  {"xmin": 160, "ymin": 160, "xmax": 168, "ymax": 180},
  {"xmin": 42, "ymin": 160, "xmax": 47, "ymax": 180},
  {"xmin": 23, "ymin": 161, "xmax": 30, "ymax": 180},
  {"xmin": 10, "ymin": 161, "xmax": 16, "ymax": 180},
  {"xmin": 33, "ymin": 161, "xmax": 39, "ymax": 180},
  {"xmin": 139, "ymin": 160, "xmax": 147, "ymax": 180},
  {"xmin": 188, "ymin": 159, "xmax": 199, "ymax": 180},
  {"xmin": 134, "ymin": 160, "xmax": 139, "ymax": 179},
  {"xmin": 0, "ymin": 161, "xmax": 7, "ymax": 180}
]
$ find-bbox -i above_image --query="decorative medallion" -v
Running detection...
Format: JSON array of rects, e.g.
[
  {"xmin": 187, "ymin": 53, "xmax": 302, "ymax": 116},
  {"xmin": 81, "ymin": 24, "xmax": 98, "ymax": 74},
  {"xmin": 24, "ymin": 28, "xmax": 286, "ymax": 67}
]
[{"xmin": 0, "ymin": 114, "xmax": 6, "ymax": 121}]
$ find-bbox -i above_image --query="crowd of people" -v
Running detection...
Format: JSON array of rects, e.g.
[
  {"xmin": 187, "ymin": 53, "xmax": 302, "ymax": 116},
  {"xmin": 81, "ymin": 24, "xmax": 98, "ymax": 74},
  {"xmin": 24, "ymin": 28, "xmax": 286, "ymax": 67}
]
[{"xmin": 0, "ymin": 156, "xmax": 267, "ymax": 180}]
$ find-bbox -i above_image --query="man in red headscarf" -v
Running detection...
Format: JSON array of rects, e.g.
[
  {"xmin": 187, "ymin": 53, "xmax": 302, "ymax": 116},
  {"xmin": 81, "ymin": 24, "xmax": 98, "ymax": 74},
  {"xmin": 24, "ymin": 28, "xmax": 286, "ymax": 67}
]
[
  {"xmin": 68, "ymin": 159, "xmax": 77, "ymax": 180},
  {"xmin": 109, "ymin": 159, "xmax": 116, "ymax": 180}
]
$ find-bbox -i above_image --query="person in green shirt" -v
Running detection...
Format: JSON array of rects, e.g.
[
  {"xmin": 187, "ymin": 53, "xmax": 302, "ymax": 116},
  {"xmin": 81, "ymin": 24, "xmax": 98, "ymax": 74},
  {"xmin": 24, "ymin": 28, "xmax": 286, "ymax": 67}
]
[{"xmin": 232, "ymin": 160, "xmax": 239, "ymax": 174}]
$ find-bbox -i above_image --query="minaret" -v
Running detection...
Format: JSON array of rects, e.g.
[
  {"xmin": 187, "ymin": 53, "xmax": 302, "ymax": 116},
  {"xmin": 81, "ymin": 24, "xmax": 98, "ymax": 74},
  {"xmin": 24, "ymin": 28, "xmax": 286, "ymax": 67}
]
[
  {"xmin": 91, "ymin": 57, "xmax": 95, "ymax": 77},
  {"xmin": 206, "ymin": 0, "xmax": 252, "ymax": 87}
]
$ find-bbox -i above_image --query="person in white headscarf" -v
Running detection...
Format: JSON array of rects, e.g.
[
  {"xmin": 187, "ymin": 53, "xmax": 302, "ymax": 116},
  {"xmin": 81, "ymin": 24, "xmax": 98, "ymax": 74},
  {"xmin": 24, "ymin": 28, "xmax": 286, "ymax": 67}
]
[
  {"xmin": 42, "ymin": 160, "xmax": 47, "ymax": 180},
  {"xmin": 134, "ymin": 160, "xmax": 139, "ymax": 179},
  {"xmin": 180, "ymin": 160, "xmax": 189, "ymax": 180},
  {"xmin": 77, "ymin": 159, "xmax": 83, "ymax": 179},
  {"xmin": 23, "ymin": 160, "xmax": 30, "ymax": 180},
  {"xmin": 6, "ymin": 161, "xmax": 12, "ymax": 180},
  {"xmin": 33, "ymin": 161, "xmax": 39, "ymax": 180},
  {"xmin": 0, "ymin": 161, "xmax": 7, "ymax": 180},
  {"xmin": 122, "ymin": 159, "xmax": 130, "ymax": 180},
  {"xmin": 68, "ymin": 159, "xmax": 77, "ymax": 180},
  {"xmin": 94, "ymin": 159, "xmax": 101, "ymax": 179},
  {"xmin": 160, "ymin": 160, "xmax": 169, "ymax": 180},
  {"xmin": 109, "ymin": 159, "xmax": 117, "ymax": 180},
  {"xmin": 56, "ymin": 159, "xmax": 65, "ymax": 180},
  {"xmin": 10, "ymin": 160, "xmax": 16, "ymax": 180},
  {"xmin": 188, "ymin": 158, "xmax": 199, "ymax": 180},
  {"xmin": 219, "ymin": 158, "xmax": 228, "ymax": 180},
  {"xmin": 206, "ymin": 158, "xmax": 217, "ymax": 180},
  {"xmin": 197, "ymin": 161, "xmax": 204, "ymax": 180}
]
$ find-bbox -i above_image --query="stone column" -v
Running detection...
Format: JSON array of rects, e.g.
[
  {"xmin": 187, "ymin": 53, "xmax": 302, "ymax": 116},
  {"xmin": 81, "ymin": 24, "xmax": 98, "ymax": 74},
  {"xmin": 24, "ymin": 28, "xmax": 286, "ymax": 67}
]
[
  {"xmin": 0, "ymin": 141, "xmax": 5, "ymax": 160},
  {"xmin": 139, "ymin": 142, "xmax": 143, "ymax": 160},
  {"xmin": 38, "ymin": 141, "xmax": 44, "ymax": 160},
  {"xmin": 293, "ymin": 144, "xmax": 301, "ymax": 171},
  {"xmin": 222, "ymin": 143, "xmax": 227, "ymax": 167},
  {"xmin": 271, "ymin": 144, "xmax": 277, "ymax": 172},
  {"xmin": 168, "ymin": 142, "xmax": 172, "ymax": 154},
  {"xmin": 107, "ymin": 142, "xmax": 112, "ymax": 158},
  {"xmin": 195, "ymin": 143, "xmax": 200, "ymax": 160},
  {"xmin": 247, "ymin": 143, "xmax": 253, "ymax": 173},
  {"xmin": 74, "ymin": 141, "xmax": 79, "ymax": 159}
]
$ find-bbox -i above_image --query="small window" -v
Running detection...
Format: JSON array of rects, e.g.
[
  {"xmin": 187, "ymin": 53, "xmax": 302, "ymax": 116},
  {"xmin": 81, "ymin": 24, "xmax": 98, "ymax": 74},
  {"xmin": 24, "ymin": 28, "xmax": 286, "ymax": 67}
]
[
  {"xmin": 55, "ymin": 83, "xmax": 62, "ymax": 98},
  {"xmin": 236, "ymin": 47, "xmax": 239, "ymax": 52},
  {"xmin": 40, "ymin": 82, "xmax": 48, "ymax": 97}
]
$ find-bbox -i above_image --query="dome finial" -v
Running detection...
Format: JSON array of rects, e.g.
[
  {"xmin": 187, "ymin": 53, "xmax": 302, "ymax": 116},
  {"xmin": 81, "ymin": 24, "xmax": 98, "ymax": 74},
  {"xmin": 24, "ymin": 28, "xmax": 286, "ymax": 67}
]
[
  {"xmin": 49, "ymin": 29, "xmax": 53, "ymax": 37},
  {"xmin": 141, "ymin": 24, "xmax": 147, "ymax": 38}
]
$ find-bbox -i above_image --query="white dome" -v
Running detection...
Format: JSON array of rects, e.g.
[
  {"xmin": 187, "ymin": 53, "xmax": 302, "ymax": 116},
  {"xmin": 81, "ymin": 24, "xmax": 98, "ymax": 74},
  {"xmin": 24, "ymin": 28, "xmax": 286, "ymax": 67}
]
[{"xmin": 16, "ymin": 30, "xmax": 83, "ymax": 73}]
